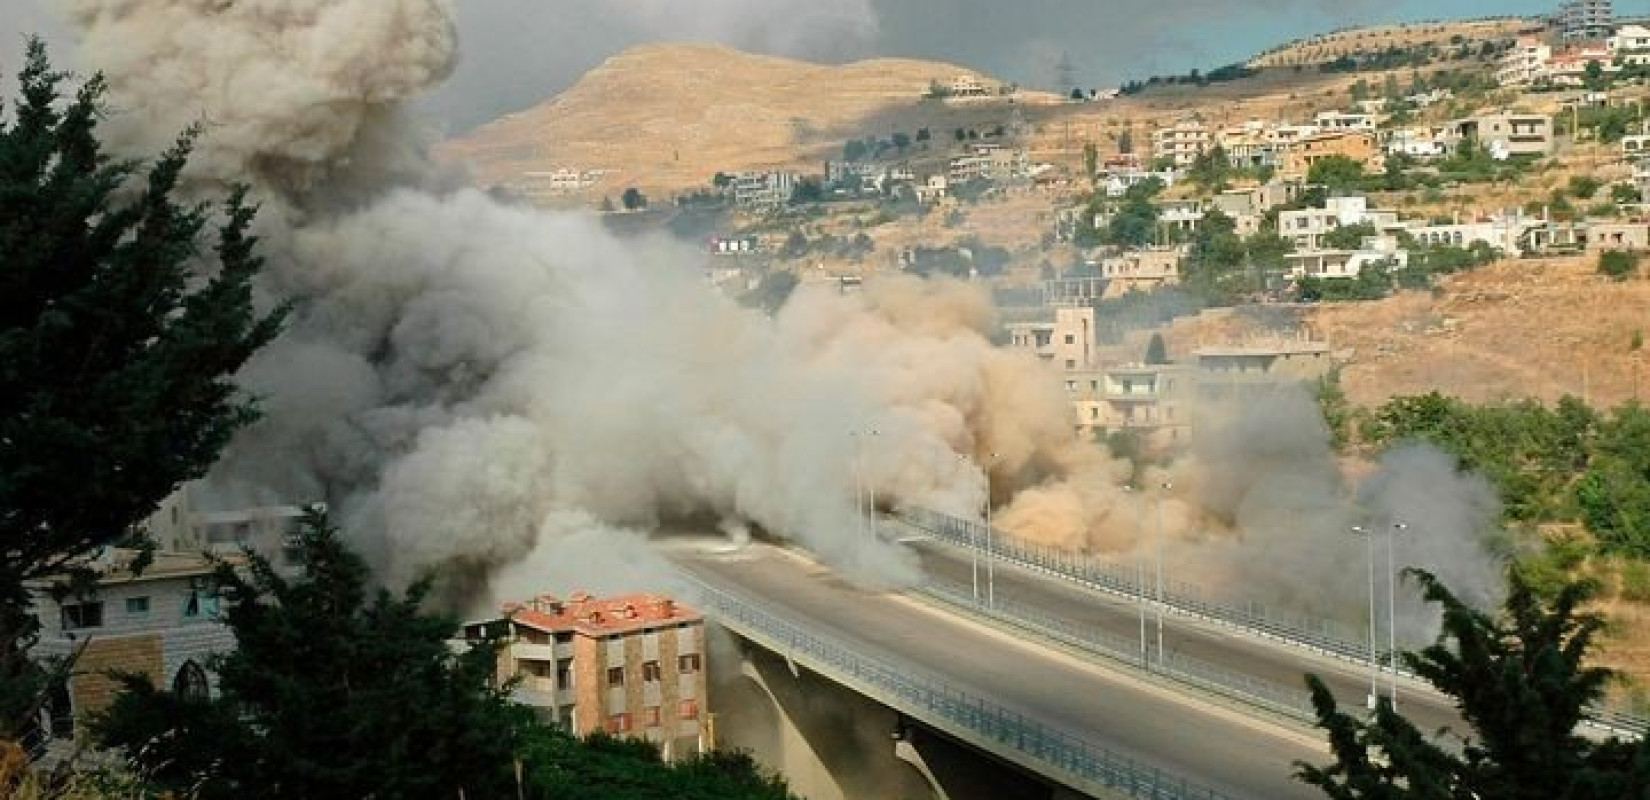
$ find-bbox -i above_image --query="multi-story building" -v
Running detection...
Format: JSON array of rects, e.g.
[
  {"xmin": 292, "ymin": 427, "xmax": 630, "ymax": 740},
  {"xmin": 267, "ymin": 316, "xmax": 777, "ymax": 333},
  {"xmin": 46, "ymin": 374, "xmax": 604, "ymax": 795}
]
[
  {"xmin": 1610, "ymin": 23, "xmax": 1650, "ymax": 63},
  {"xmin": 1005, "ymin": 306, "xmax": 1097, "ymax": 371},
  {"xmin": 1277, "ymin": 196, "xmax": 1397, "ymax": 250},
  {"xmin": 464, "ymin": 592, "xmax": 708, "ymax": 759},
  {"xmin": 1283, "ymin": 233, "xmax": 1409, "ymax": 280},
  {"xmin": 1063, "ymin": 363, "xmax": 1193, "ymax": 441},
  {"xmin": 948, "ymin": 144, "xmax": 1029, "ymax": 183},
  {"xmin": 1559, "ymin": 0, "xmax": 1614, "ymax": 41},
  {"xmin": 1312, "ymin": 111, "xmax": 1378, "ymax": 132},
  {"xmin": 1194, "ymin": 336, "xmax": 1339, "ymax": 400},
  {"xmin": 1385, "ymin": 127, "xmax": 1451, "ymax": 159},
  {"xmin": 1278, "ymin": 130, "xmax": 1382, "ymax": 178},
  {"xmin": 1099, "ymin": 247, "xmax": 1183, "ymax": 297},
  {"xmin": 1544, "ymin": 43, "xmax": 1618, "ymax": 85},
  {"xmin": 1450, "ymin": 112, "xmax": 1554, "ymax": 159},
  {"xmin": 1498, "ymin": 37, "xmax": 1555, "ymax": 85},
  {"xmin": 1151, "ymin": 118, "xmax": 1211, "ymax": 168},
  {"xmin": 28, "ymin": 550, "xmax": 234, "ymax": 743},
  {"xmin": 732, "ymin": 171, "xmax": 800, "ymax": 209},
  {"xmin": 1404, "ymin": 214, "xmax": 1532, "ymax": 252}
]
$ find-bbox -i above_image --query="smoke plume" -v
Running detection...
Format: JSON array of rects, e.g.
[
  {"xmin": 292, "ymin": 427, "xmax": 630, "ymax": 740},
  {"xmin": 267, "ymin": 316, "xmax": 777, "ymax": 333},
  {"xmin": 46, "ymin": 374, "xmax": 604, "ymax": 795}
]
[{"xmin": 53, "ymin": 0, "xmax": 1129, "ymax": 606}]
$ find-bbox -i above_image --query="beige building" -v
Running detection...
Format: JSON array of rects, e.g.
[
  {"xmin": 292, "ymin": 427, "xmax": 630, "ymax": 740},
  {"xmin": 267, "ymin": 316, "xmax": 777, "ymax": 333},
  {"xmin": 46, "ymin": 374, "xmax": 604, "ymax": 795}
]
[
  {"xmin": 1451, "ymin": 112, "xmax": 1553, "ymax": 158},
  {"xmin": 1194, "ymin": 337, "xmax": 1338, "ymax": 399},
  {"xmin": 1064, "ymin": 363, "xmax": 1193, "ymax": 442},
  {"xmin": 1100, "ymin": 247, "xmax": 1183, "ymax": 297},
  {"xmin": 1152, "ymin": 118, "xmax": 1211, "ymax": 168},
  {"xmin": 1279, "ymin": 131, "xmax": 1382, "ymax": 178},
  {"xmin": 948, "ymin": 144, "xmax": 1030, "ymax": 183},
  {"xmin": 1005, "ymin": 306, "xmax": 1097, "ymax": 371},
  {"xmin": 464, "ymin": 592, "xmax": 708, "ymax": 759}
]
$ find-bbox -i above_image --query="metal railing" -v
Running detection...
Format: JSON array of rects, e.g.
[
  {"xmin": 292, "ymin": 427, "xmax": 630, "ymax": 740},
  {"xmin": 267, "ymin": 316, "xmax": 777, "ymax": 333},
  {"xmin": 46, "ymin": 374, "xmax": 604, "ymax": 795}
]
[
  {"xmin": 920, "ymin": 577, "xmax": 1314, "ymax": 720},
  {"xmin": 898, "ymin": 506, "xmax": 1650, "ymax": 739},
  {"xmin": 686, "ymin": 576, "xmax": 1235, "ymax": 800},
  {"xmin": 900, "ymin": 507, "xmax": 1366, "ymax": 659}
]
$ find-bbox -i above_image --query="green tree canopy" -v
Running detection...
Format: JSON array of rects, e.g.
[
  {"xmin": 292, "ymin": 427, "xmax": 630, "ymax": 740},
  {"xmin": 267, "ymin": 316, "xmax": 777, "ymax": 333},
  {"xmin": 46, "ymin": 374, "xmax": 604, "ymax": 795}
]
[
  {"xmin": 1297, "ymin": 569, "xmax": 1650, "ymax": 799},
  {"xmin": 0, "ymin": 39, "xmax": 284, "ymax": 736},
  {"xmin": 1307, "ymin": 155, "xmax": 1367, "ymax": 192}
]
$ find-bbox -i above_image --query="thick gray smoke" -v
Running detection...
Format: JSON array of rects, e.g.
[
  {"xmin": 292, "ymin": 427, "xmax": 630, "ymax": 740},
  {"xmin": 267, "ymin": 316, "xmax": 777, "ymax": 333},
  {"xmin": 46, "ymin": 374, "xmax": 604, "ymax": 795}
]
[
  {"xmin": 53, "ymin": 0, "xmax": 1140, "ymax": 609},
  {"xmin": 1135, "ymin": 387, "xmax": 1506, "ymax": 644}
]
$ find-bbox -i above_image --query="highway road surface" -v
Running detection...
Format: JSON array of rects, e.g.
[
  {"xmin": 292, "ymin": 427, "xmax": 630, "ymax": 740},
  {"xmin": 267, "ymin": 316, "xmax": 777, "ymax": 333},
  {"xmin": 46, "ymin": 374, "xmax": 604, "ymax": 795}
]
[
  {"xmin": 672, "ymin": 542, "xmax": 1328, "ymax": 800},
  {"xmin": 905, "ymin": 536, "xmax": 1465, "ymax": 736}
]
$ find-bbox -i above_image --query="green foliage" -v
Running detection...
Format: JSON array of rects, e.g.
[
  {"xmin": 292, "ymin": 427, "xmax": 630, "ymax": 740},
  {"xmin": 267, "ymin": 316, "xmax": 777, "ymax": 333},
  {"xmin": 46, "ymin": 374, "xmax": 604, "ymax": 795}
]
[
  {"xmin": 789, "ymin": 177, "xmax": 824, "ymax": 205},
  {"xmin": 522, "ymin": 731, "xmax": 797, "ymax": 800},
  {"xmin": 1316, "ymin": 369, "xmax": 1352, "ymax": 450},
  {"xmin": 1575, "ymin": 404, "xmax": 1650, "ymax": 557},
  {"xmin": 1297, "ymin": 569, "xmax": 1650, "ymax": 800},
  {"xmin": 1098, "ymin": 179, "xmax": 1164, "ymax": 247},
  {"xmin": 0, "ymin": 39, "xmax": 284, "ymax": 737},
  {"xmin": 1611, "ymin": 183, "xmax": 1642, "ymax": 205},
  {"xmin": 1187, "ymin": 145, "xmax": 1232, "ymax": 190},
  {"xmin": 1144, "ymin": 332, "xmax": 1168, "ymax": 365},
  {"xmin": 621, "ymin": 187, "xmax": 648, "ymax": 210},
  {"xmin": 1319, "ymin": 222, "xmax": 1376, "ymax": 251},
  {"xmin": 95, "ymin": 511, "xmax": 526, "ymax": 799},
  {"xmin": 841, "ymin": 139, "xmax": 868, "ymax": 162},
  {"xmin": 1295, "ymin": 268, "xmax": 1391, "ymax": 303},
  {"xmin": 1598, "ymin": 250, "xmax": 1639, "ymax": 280},
  {"xmin": 1306, "ymin": 155, "xmax": 1366, "ymax": 192},
  {"xmin": 1568, "ymin": 174, "xmax": 1603, "ymax": 200}
]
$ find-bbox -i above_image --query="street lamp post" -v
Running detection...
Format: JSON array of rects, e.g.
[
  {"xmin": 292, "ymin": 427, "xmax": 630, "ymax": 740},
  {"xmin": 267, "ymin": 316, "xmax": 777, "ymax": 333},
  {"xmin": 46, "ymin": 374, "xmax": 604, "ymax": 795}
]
[
  {"xmin": 1125, "ymin": 485, "xmax": 1146, "ymax": 667},
  {"xmin": 1155, "ymin": 481, "xmax": 1172, "ymax": 669},
  {"xmin": 1352, "ymin": 525, "xmax": 1378, "ymax": 710},
  {"xmin": 985, "ymin": 452, "xmax": 1001, "ymax": 609},
  {"xmin": 1388, "ymin": 521, "xmax": 1409, "ymax": 710},
  {"xmin": 955, "ymin": 454, "xmax": 980, "ymax": 602}
]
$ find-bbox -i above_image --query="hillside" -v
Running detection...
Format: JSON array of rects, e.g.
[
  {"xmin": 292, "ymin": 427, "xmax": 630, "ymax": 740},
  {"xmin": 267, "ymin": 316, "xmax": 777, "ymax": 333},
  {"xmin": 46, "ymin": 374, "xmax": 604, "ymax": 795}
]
[
  {"xmin": 1156, "ymin": 256, "xmax": 1650, "ymax": 412},
  {"xmin": 435, "ymin": 43, "xmax": 1056, "ymax": 201},
  {"xmin": 1247, "ymin": 17, "xmax": 1533, "ymax": 68}
]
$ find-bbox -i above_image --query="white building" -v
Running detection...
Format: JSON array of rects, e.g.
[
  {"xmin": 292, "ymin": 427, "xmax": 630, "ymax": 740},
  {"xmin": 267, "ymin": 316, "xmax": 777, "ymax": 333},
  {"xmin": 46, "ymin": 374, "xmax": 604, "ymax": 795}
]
[
  {"xmin": 1284, "ymin": 234, "xmax": 1409, "ymax": 280},
  {"xmin": 1497, "ymin": 37, "xmax": 1553, "ymax": 85},
  {"xmin": 1610, "ymin": 23, "xmax": 1650, "ymax": 62},
  {"xmin": 1102, "ymin": 168, "xmax": 1177, "ymax": 197},
  {"xmin": 1277, "ymin": 196, "xmax": 1398, "ymax": 250},
  {"xmin": 1386, "ymin": 127, "xmax": 1450, "ymax": 159},
  {"xmin": 1559, "ymin": 0, "xmax": 1614, "ymax": 41},
  {"xmin": 1313, "ymin": 111, "xmax": 1378, "ymax": 131},
  {"xmin": 732, "ymin": 171, "xmax": 800, "ymax": 209},
  {"xmin": 1403, "ymin": 215, "xmax": 1530, "ymax": 252}
]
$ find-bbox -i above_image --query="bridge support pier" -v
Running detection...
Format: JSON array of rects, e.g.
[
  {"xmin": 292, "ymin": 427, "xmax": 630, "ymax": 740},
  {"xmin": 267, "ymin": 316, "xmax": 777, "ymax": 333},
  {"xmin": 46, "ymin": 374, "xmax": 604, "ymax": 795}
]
[{"xmin": 893, "ymin": 721, "xmax": 1072, "ymax": 800}]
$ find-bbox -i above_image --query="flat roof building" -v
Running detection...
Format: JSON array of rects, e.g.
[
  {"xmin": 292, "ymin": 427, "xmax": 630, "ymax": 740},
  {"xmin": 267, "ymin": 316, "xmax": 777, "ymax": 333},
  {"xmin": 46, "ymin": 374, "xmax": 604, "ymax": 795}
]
[{"xmin": 464, "ymin": 591, "xmax": 708, "ymax": 759}]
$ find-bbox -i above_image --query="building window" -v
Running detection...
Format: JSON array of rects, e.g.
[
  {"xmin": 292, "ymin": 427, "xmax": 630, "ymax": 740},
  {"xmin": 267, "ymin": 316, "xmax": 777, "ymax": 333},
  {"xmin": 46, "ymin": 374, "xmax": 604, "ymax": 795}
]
[
  {"xmin": 679, "ymin": 699, "xmax": 700, "ymax": 720},
  {"xmin": 644, "ymin": 706, "xmax": 661, "ymax": 727},
  {"xmin": 678, "ymin": 653, "xmax": 702, "ymax": 673},
  {"xmin": 125, "ymin": 596, "xmax": 150, "ymax": 614},
  {"xmin": 1065, "ymin": 359, "xmax": 1076, "ymax": 369},
  {"xmin": 642, "ymin": 661, "xmax": 661, "ymax": 682},
  {"xmin": 61, "ymin": 601, "xmax": 103, "ymax": 630},
  {"xmin": 1064, "ymin": 334, "xmax": 1074, "ymax": 344},
  {"xmin": 555, "ymin": 631, "xmax": 574, "ymax": 644},
  {"xmin": 556, "ymin": 658, "xmax": 573, "ymax": 690},
  {"xmin": 606, "ymin": 713, "xmax": 632, "ymax": 733},
  {"xmin": 183, "ymin": 590, "xmax": 218, "ymax": 619},
  {"xmin": 173, "ymin": 660, "xmax": 210, "ymax": 702},
  {"xmin": 606, "ymin": 666, "xmax": 625, "ymax": 688}
]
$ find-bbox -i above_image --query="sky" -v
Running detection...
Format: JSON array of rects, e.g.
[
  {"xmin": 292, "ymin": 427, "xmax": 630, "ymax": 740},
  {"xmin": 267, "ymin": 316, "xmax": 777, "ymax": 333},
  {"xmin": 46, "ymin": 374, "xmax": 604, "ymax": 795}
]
[{"xmin": 0, "ymin": 0, "xmax": 1622, "ymax": 136}]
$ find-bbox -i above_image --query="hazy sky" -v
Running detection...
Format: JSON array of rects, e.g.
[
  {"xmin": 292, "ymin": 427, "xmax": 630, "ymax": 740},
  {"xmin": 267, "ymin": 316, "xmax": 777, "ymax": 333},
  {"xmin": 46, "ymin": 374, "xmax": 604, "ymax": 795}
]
[{"xmin": 1, "ymin": 0, "xmax": 1615, "ymax": 136}]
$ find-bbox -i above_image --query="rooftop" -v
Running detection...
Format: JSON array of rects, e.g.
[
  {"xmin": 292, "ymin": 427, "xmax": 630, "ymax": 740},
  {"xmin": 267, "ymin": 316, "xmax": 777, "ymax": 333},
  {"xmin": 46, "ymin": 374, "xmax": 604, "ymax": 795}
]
[{"xmin": 501, "ymin": 591, "xmax": 701, "ymax": 637}]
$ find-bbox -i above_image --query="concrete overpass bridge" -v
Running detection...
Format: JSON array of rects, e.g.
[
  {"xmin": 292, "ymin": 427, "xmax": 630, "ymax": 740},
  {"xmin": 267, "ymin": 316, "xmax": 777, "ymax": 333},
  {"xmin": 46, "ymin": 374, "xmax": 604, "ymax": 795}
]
[{"xmin": 674, "ymin": 508, "xmax": 1647, "ymax": 800}]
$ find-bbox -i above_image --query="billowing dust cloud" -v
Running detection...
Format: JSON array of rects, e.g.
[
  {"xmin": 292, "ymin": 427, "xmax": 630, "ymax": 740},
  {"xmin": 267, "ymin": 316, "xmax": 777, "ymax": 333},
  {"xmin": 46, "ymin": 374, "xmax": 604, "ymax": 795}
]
[{"xmin": 55, "ymin": 0, "xmax": 1127, "ymax": 605}]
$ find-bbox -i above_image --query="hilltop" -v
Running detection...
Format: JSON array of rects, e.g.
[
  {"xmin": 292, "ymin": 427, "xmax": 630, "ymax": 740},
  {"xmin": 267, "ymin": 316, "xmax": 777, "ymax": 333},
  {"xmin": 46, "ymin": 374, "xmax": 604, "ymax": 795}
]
[
  {"xmin": 435, "ymin": 43, "xmax": 1054, "ymax": 200},
  {"xmin": 1249, "ymin": 17, "xmax": 1532, "ymax": 68}
]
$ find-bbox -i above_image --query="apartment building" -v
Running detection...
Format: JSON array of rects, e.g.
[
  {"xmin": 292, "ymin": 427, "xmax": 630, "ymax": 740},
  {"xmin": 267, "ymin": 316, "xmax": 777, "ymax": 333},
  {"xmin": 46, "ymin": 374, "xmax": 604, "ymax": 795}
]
[
  {"xmin": 1064, "ymin": 363, "xmax": 1193, "ymax": 441},
  {"xmin": 948, "ymin": 143, "xmax": 1030, "ymax": 183},
  {"xmin": 1151, "ymin": 118, "xmax": 1211, "ymax": 168},
  {"xmin": 1312, "ymin": 111, "xmax": 1378, "ymax": 131},
  {"xmin": 465, "ymin": 592, "xmax": 708, "ymax": 759},
  {"xmin": 28, "ymin": 550, "xmax": 234, "ymax": 742},
  {"xmin": 1099, "ymin": 247, "xmax": 1183, "ymax": 297},
  {"xmin": 1559, "ymin": 0, "xmax": 1614, "ymax": 41},
  {"xmin": 1610, "ymin": 23, "xmax": 1650, "ymax": 63},
  {"xmin": 1194, "ymin": 337, "xmax": 1339, "ymax": 400},
  {"xmin": 732, "ymin": 171, "xmax": 800, "ymax": 209},
  {"xmin": 1276, "ymin": 196, "xmax": 1397, "ymax": 250},
  {"xmin": 1451, "ymin": 112, "xmax": 1554, "ymax": 158},
  {"xmin": 1005, "ymin": 305, "xmax": 1097, "ymax": 371},
  {"xmin": 1278, "ymin": 131, "xmax": 1382, "ymax": 178}
]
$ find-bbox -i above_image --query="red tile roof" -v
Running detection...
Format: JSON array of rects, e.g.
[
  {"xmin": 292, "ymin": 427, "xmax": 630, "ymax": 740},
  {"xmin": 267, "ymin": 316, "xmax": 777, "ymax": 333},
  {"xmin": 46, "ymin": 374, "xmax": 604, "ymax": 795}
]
[{"xmin": 503, "ymin": 592, "xmax": 701, "ymax": 637}]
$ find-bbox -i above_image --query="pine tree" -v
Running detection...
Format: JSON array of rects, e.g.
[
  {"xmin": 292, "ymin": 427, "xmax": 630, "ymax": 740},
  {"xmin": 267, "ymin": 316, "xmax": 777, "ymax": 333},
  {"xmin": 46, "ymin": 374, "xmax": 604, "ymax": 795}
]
[
  {"xmin": 0, "ymin": 39, "xmax": 285, "ymax": 737},
  {"xmin": 1297, "ymin": 569, "xmax": 1650, "ymax": 799}
]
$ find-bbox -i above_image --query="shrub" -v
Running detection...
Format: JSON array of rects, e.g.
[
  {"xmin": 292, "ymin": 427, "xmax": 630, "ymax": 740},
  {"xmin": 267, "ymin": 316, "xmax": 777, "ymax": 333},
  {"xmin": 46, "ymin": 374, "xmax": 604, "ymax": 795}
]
[{"xmin": 1599, "ymin": 250, "xmax": 1639, "ymax": 280}]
